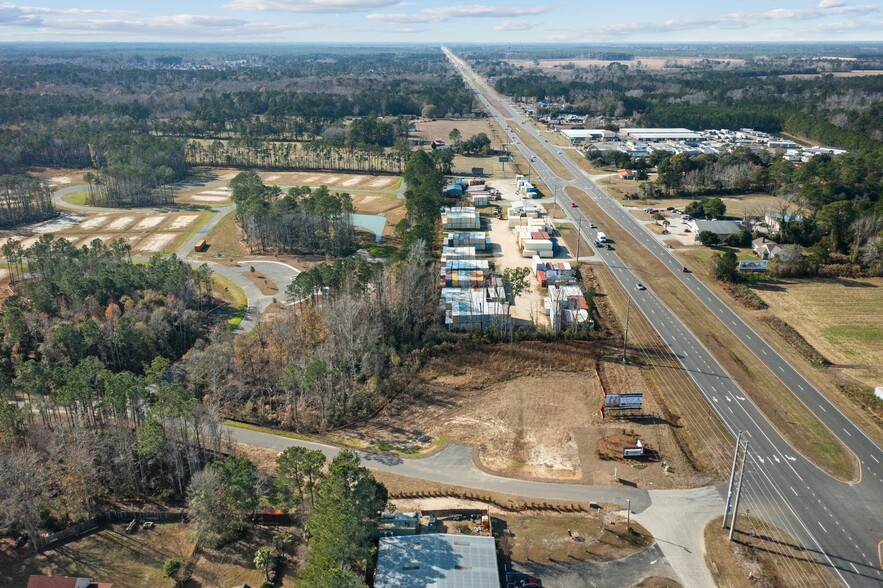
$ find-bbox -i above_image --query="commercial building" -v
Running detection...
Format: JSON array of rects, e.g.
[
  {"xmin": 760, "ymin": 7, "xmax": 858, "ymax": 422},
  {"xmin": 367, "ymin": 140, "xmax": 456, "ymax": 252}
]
[
  {"xmin": 374, "ymin": 534, "xmax": 500, "ymax": 588},
  {"xmin": 688, "ymin": 219, "xmax": 745, "ymax": 243},
  {"xmin": 560, "ymin": 129, "xmax": 611, "ymax": 144},
  {"xmin": 620, "ymin": 128, "xmax": 703, "ymax": 143}
]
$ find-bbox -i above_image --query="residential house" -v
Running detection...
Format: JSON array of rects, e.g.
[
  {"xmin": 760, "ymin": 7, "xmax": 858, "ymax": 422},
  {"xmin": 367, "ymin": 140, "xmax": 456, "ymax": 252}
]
[
  {"xmin": 765, "ymin": 212, "xmax": 802, "ymax": 234},
  {"xmin": 752, "ymin": 237, "xmax": 777, "ymax": 259}
]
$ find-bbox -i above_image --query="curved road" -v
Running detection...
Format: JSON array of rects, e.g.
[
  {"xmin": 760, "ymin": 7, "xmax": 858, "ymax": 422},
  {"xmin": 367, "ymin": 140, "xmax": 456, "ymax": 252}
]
[{"xmin": 443, "ymin": 47, "xmax": 882, "ymax": 586}]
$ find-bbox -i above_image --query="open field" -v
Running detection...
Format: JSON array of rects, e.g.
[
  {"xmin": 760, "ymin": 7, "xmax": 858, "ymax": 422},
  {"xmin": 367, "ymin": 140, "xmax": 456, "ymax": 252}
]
[
  {"xmin": 507, "ymin": 57, "xmax": 746, "ymax": 71},
  {"xmin": 0, "ymin": 522, "xmax": 298, "ymax": 588},
  {"xmin": 704, "ymin": 516, "xmax": 836, "ymax": 587},
  {"xmin": 333, "ymin": 340, "xmax": 713, "ymax": 489},
  {"xmin": 567, "ymin": 185, "xmax": 857, "ymax": 481},
  {"xmin": 750, "ymin": 278, "xmax": 883, "ymax": 387},
  {"xmin": 416, "ymin": 117, "xmax": 524, "ymax": 178},
  {"xmin": 191, "ymin": 210, "xmax": 247, "ymax": 260}
]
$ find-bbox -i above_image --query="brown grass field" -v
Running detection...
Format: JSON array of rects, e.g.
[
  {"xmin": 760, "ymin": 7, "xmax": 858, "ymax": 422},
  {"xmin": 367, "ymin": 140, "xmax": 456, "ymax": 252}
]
[
  {"xmin": 704, "ymin": 516, "xmax": 836, "ymax": 588},
  {"xmin": 566, "ymin": 185, "xmax": 857, "ymax": 481},
  {"xmin": 0, "ymin": 522, "xmax": 299, "ymax": 588}
]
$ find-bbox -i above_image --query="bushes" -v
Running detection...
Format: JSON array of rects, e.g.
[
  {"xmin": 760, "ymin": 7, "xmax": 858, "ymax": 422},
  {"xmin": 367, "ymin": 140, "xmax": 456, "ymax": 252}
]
[{"xmin": 721, "ymin": 282, "xmax": 769, "ymax": 310}]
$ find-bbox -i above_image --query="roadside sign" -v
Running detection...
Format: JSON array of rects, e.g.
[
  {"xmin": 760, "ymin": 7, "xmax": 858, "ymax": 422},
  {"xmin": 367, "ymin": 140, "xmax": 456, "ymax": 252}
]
[
  {"xmin": 623, "ymin": 447, "xmax": 644, "ymax": 458},
  {"xmin": 738, "ymin": 260, "xmax": 768, "ymax": 272},
  {"xmin": 604, "ymin": 393, "xmax": 643, "ymax": 410},
  {"xmin": 498, "ymin": 156, "xmax": 509, "ymax": 163}
]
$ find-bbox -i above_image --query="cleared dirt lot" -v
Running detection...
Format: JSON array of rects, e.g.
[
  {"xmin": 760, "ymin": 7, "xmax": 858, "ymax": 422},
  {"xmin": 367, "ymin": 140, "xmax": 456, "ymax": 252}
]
[{"xmin": 334, "ymin": 340, "xmax": 713, "ymax": 489}]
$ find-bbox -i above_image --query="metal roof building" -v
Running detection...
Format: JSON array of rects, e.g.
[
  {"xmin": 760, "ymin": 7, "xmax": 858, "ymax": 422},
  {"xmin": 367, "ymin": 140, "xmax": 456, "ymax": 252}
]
[
  {"xmin": 374, "ymin": 534, "xmax": 500, "ymax": 588},
  {"xmin": 621, "ymin": 128, "xmax": 703, "ymax": 142}
]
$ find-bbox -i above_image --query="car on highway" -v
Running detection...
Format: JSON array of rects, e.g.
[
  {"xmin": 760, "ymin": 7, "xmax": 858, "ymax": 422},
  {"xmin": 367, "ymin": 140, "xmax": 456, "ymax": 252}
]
[
  {"xmin": 636, "ymin": 282, "xmax": 646, "ymax": 290},
  {"xmin": 681, "ymin": 266, "xmax": 690, "ymax": 273},
  {"xmin": 530, "ymin": 156, "xmax": 536, "ymax": 161},
  {"xmin": 589, "ymin": 223, "xmax": 596, "ymax": 228},
  {"xmin": 606, "ymin": 244, "xmax": 614, "ymax": 250},
  {"xmin": 570, "ymin": 202, "xmax": 578, "ymax": 207},
  {"xmin": 557, "ymin": 150, "xmax": 562, "ymax": 154}
]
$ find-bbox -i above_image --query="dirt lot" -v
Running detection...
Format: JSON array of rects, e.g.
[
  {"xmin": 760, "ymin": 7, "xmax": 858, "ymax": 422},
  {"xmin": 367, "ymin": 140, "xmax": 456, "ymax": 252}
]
[
  {"xmin": 704, "ymin": 516, "xmax": 836, "ymax": 588},
  {"xmin": 0, "ymin": 522, "xmax": 300, "ymax": 588},
  {"xmin": 333, "ymin": 340, "xmax": 711, "ymax": 489},
  {"xmin": 566, "ymin": 184, "xmax": 857, "ymax": 481}
]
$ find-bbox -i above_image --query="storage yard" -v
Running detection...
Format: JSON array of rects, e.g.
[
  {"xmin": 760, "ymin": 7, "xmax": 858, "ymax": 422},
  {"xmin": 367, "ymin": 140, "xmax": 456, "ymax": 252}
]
[{"xmin": 439, "ymin": 175, "xmax": 593, "ymax": 332}]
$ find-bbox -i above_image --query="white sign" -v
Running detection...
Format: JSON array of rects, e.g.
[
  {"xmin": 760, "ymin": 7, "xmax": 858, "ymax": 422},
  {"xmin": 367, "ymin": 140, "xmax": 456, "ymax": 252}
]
[
  {"xmin": 739, "ymin": 260, "xmax": 768, "ymax": 272},
  {"xmin": 604, "ymin": 393, "xmax": 643, "ymax": 410}
]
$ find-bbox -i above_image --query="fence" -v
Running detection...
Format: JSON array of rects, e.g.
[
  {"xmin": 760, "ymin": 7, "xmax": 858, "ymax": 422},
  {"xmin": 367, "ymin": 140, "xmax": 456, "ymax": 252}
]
[{"xmin": 33, "ymin": 509, "xmax": 186, "ymax": 551}]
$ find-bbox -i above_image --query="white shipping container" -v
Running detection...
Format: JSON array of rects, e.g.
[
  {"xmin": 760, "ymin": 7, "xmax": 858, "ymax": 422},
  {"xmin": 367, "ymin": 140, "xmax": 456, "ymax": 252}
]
[
  {"xmin": 522, "ymin": 249, "xmax": 539, "ymax": 258},
  {"xmin": 522, "ymin": 238, "xmax": 554, "ymax": 250}
]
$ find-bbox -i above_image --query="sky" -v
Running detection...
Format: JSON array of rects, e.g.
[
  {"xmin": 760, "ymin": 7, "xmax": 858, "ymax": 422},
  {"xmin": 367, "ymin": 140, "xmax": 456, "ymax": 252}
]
[{"xmin": 1, "ymin": 0, "xmax": 882, "ymax": 43}]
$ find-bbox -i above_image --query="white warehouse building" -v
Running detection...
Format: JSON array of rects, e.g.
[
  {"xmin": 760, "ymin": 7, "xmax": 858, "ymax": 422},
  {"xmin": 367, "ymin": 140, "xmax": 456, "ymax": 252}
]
[{"xmin": 621, "ymin": 128, "xmax": 703, "ymax": 143}]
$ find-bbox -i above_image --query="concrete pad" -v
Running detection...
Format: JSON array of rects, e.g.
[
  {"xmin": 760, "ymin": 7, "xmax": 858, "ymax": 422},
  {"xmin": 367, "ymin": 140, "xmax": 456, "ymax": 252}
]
[
  {"xmin": 169, "ymin": 214, "xmax": 199, "ymax": 230},
  {"xmin": 302, "ymin": 175, "xmax": 322, "ymax": 184},
  {"xmin": 79, "ymin": 216, "xmax": 109, "ymax": 230},
  {"xmin": 370, "ymin": 178, "xmax": 395, "ymax": 188},
  {"xmin": 106, "ymin": 216, "xmax": 135, "ymax": 231},
  {"xmin": 31, "ymin": 214, "xmax": 84, "ymax": 234},
  {"xmin": 133, "ymin": 216, "xmax": 166, "ymax": 231},
  {"xmin": 138, "ymin": 233, "xmax": 176, "ymax": 252},
  {"xmin": 191, "ymin": 195, "xmax": 230, "ymax": 203},
  {"xmin": 342, "ymin": 177, "xmax": 362, "ymax": 187},
  {"xmin": 324, "ymin": 176, "xmax": 341, "ymax": 184}
]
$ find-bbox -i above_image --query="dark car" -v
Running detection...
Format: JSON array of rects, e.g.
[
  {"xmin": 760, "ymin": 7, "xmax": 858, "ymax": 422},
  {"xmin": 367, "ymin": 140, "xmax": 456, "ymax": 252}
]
[
  {"xmin": 636, "ymin": 282, "xmax": 646, "ymax": 290},
  {"xmin": 570, "ymin": 202, "xmax": 578, "ymax": 208}
]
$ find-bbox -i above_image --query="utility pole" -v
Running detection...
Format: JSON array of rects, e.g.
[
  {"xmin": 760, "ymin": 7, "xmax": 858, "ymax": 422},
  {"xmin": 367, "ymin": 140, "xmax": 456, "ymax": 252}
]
[
  {"xmin": 723, "ymin": 431, "xmax": 743, "ymax": 528},
  {"xmin": 626, "ymin": 498, "xmax": 631, "ymax": 531},
  {"xmin": 575, "ymin": 216, "xmax": 583, "ymax": 261},
  {"xmin": 622, "ymin": 297, "xmax": 631, "ymax": 363},
  {"xmin": 729, "ymin": 441, "xmax": 749, "ymax": 542}
]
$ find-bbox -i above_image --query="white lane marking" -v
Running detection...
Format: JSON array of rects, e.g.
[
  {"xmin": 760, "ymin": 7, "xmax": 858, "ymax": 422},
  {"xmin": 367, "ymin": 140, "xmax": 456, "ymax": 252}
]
[
  {"xmin": 850, "ymin": 563, "xmax": 859, "ymax": 573},
  {"xmin": 773, "ymin": 455, "xmax": 780, "ymax": 463},
  {"xmin": 871, "ymin": 454, "xmax": 880, "ymax": 463},
  {"xmin": 758, "ymin": 456, "xmax": 765, "ymax": 463},
  {"xmin": 726, "ymin": 396, "xmax": 731, "ymax": 402},
  {"xmin": 784, "ymin": 455, "xmax": 796, "ymax": 462},
  {"xmin": 727, "ymin": 406, "xmax": 734, "ymax": 414},
  {"xmin": 797, "ymin": 384, "xmax": 805, "ymax": 391},
  {"xmin": 843, "ymin": 428, "xmax": 852, "ymax": 437},
  {"xmin": 778, "ymin": 366, "xmax": 785, "ymax": 373},
  {"xmin": 818, "ymin": 521, "xmax": 827, "ymax": 533},
  {"xmin": 761, "ymin": 349, "xmax": 767, "ymax": 355},
  {"xmin": 736, "ymin": 396, "xmax": 745, "ymax": 401},
  {"xmin": 790, "ymin": 486, "xmax": 798, "ymax": 496}
]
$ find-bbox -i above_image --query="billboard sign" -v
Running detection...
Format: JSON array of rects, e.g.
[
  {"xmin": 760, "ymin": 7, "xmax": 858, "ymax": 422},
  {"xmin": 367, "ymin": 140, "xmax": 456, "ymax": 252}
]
[
  {"xmin": 498, "ymin": 156, "xmax": 510, "ymax": 163},
  {"xmin": 623, "ymin": 447, "xmax": 644, "ymax": 458},
  {"xmin": 604, "ymin": 393, "xmax": 643, "ymax": 410},
  {"xmin": 738, "ymin": 260, "xmax": 768, "ymax": 272}
]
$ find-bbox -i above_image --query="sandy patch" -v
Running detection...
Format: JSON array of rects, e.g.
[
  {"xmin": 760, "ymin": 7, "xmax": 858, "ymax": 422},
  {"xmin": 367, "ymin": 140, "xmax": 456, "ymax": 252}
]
[
  {"xmin": 78, "ymin": 216, "xmax": 109, "ymax": 230},
  {"xmin": 133, "ymin": 216, "xmax": 166, "ymax": 231},
  {"xmin": 342, "ymin": 178, "xmax": 362, "ymax": 187},
  {"xmin": 30, "ymin": 214, "xmax": 84, "ymax": 234},
  {"xmin": 200, "ymin": 189, "xmax": 231, "ymax": 196},
  {"xmin": 370, "ymin": 178, "xmax": 394, "ymax": 188},
  {"xmin": 302, "ymin": 175, "xmax": 321, "ymax": 184},
  {"xmin": 138, "ymin": 233, "xmax": 176, "ymax": 252},
  {"xmin": 18, "ymin": 237, "xmax": 39, "ymax": 249},
  {"xmin": 264, "ymin": 175, "xmax": 281, "ymax": 181},
  {"xmin": 49, "ymin": 176, "xmax": 72, "ymax": 185},
  {"xmin": 106, "ymin": 216, "xmax": 135, "ymax": 231},
  {"xmin": 191, "ymin": 195, "xmax": 230, "ymax": 203},
  {"xmin": 324, "ymin": 176, "xmax": 341, "ymax": 184},
  {"xmin": 56, "ymin": 235, "xmax": 80, "ymax": 245},
  {"xmin": 0, "ymin": 268, "xmax": 8, "ymax": 281},
  {"xmin": 169, "ymin": 214, "xmax": 199, "ymax": 230},
  {"xmin": 220, "ymin": 172, "xmax": 237, "ymax": 180}
]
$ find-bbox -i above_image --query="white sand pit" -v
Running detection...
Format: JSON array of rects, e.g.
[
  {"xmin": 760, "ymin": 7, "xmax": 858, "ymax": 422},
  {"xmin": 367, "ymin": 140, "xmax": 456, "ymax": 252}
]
[
  {"xmin": 324, "ymin": 176, "xmax": 341, "ymax": 184},
  {"xmin": 370, "ymin": 178, "xmax": 394, "ymax": 188},
  {"xmin": 302, "ymin": 175, "xmax": 322, "ymax": 184},
  {"xmin": 133, "ymin": 216, "xmax": 165, "ymax": 231},
  {"xmin": 138, "ymin": 233, "xmax": 176, "ymax": 252},
  {"xmin": 78, "ymin": 216, "xmax": 109, "ymax": 230},
  {"xmin": 200, "ymin": 189, "xmax": 231, "ymax": 196},
  {"xmin": 342, "ymin": 178, "xmax": 362, "ymax": 187},
  {"xmin": 191, "ymin": 195, "xmax": 230, "ymax": 203},
  {"xmin": 106, "ymin": 216, "xmax": 136, "ymax": 231},
  {"xmin": 31, "ymin": 214, "xmax": 84, "ymax": 234},
  {"xmin": 169, "ymin": 214, "xmax": 199, "ymax": 230}
]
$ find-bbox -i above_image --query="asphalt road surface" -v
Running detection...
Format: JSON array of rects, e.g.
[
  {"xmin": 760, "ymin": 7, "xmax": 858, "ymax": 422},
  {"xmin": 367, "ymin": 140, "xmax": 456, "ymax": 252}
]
[{"xmin": 443, "ymin": 47, "xmax": 883, "ymax": 587}]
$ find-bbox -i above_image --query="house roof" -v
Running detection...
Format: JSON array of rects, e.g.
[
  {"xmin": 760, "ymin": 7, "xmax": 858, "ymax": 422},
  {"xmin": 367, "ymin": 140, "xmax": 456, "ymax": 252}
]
[
  {"xmin": 752, "ymin": 237, "xmax": 776, "ymax": 247},
  {"xmin": 27, "ymin": 576, "xmax": 112, "ymax": 588},
  {"xmin": 690, "ymin": 220, "xmax": 744, "ymax": 235}
]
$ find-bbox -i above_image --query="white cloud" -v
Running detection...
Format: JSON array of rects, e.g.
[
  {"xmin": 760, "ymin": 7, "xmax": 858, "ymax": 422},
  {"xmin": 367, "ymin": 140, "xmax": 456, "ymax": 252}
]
[
  {"xmin": 17, "ymin": 5, "xmax": 134, "ymax": 15},
  {"xmin": 369, "ymin": 4, "xmax": 548, "ymax": 24},
  {"xmin": 552, "ymin": 1, "xmax": 878, "ymax": 40},
  {"xmin": 494, "ymin": 19, "xmax": 541, "ymax": 32},
  {"xmin": 225, "ymin": 0, "xmax": 401, "ymax": 13}
]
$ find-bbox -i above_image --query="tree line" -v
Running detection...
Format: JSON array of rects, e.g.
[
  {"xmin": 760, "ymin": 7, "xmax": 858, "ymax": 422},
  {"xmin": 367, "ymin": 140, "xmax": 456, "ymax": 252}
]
[
  {"xmin": 0, "ymin": 175, "xmax": 56, "ymax": 229},
  {"xmin": 230, "ymin": 172, "xmax": 357, "ymax": 257}
]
